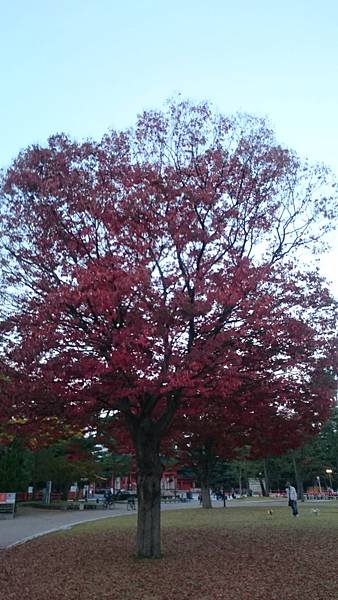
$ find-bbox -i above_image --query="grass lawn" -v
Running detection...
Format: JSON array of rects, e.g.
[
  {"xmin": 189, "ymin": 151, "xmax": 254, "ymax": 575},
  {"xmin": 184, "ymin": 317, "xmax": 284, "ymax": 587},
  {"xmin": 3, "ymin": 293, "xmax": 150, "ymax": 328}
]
[{"xmin": 1, "ymin": 503, "xmax": 337, "ymax": 599}]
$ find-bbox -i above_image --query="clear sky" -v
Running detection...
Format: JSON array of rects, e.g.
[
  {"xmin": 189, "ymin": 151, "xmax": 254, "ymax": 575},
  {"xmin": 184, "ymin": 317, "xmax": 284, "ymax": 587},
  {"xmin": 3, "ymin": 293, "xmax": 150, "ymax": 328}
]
[{"xmin": 1, "ymin": 0, "xmax": 337, "ymax": 293}]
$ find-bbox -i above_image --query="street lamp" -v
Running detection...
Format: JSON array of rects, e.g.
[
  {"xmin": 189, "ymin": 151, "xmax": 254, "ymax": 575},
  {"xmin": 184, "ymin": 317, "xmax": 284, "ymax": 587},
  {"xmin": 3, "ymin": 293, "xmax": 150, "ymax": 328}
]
[{"xmin": 325, "ymin": 469, "xmax": 333, "ymax": 489}]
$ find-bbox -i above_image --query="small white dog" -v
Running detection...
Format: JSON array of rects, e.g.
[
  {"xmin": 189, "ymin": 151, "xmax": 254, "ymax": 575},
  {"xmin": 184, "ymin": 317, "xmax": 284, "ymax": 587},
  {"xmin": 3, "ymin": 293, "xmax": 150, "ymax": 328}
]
[{"xmin": 311, "ymin": 508, "xmax": 320, "ymax": 515}]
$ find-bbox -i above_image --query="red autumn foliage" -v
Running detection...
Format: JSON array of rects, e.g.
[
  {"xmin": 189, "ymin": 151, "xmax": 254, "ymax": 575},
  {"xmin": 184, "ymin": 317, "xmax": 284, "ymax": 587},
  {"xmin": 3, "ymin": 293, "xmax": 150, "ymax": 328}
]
[{"xmin": 0, "ymin": 99, "xmax": 337, "ymax": 556}]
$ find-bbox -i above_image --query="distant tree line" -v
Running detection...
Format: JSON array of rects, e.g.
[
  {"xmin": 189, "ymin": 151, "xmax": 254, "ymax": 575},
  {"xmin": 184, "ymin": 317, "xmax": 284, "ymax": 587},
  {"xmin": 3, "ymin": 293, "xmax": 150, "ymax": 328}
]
[{"xmin": 1, "ymin": 407, "xmax": 337, "ymax": 497}]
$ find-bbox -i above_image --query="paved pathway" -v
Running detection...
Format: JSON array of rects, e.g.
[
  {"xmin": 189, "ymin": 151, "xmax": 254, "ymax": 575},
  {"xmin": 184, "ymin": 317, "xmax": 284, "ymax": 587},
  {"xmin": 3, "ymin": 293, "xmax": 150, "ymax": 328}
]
[
  {"xmin": 0, "ymin": 506, "xmax": 125, "ymax": 549},
  {"xmin": 0, "ymin": 501, "xmax": 203, "ymax": 549},
  {"xmin": 0, "ymin": 498, "xmax": 289, "ymax": 549}
]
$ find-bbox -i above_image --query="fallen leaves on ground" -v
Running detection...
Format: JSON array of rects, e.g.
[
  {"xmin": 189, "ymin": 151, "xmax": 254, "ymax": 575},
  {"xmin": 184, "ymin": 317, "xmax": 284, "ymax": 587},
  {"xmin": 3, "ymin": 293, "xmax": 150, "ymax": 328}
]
[{"xmin": 0, "ymin": 525, "xmax": 337, "ymax": 599}]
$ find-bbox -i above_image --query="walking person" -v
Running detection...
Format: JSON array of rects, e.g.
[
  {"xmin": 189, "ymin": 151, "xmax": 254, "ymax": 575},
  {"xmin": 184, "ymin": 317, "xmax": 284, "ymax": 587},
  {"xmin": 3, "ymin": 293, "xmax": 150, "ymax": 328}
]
[{"xmin": 286, "ymin": 482, "xmax": 299, "ymax": 517}]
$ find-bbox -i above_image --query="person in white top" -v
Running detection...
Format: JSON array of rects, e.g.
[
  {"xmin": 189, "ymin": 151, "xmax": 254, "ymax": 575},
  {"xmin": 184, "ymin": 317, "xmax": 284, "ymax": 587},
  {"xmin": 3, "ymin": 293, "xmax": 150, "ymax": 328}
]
[{"xmin": 286, "ymin": 482, "xmax": 299, "ymax": 517}]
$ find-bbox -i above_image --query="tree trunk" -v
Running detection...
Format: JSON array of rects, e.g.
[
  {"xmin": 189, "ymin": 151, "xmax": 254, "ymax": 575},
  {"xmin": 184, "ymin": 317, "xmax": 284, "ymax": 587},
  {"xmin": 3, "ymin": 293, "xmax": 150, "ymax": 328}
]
[
  {"xmin": 238, "ymin": 462, "xmax": 243, "ymax": 496},
  {"xmin": 258, "ymin": 474, "xmax": 267, "ymax": 496},
  {"xmin": 243, "ymin": 459, "xmax": 249, "ymax": 493},
  {"xmin": 198, "ymin": 443, "xmax": 214, "ymax": 508},
  {"xmin": 135, "ymin": 424, "xmax": 162, "ymax": 558},
  {"xmin": 263, "ymin": 458, "xmax": 270, "ymax": 496},
  {"xmin": 292, "ymin": 452, "xmax": 304, "ymax": 501},
  {"xmin": 201, "ymin": 480, "xmax": 212, "ymax": 508}
]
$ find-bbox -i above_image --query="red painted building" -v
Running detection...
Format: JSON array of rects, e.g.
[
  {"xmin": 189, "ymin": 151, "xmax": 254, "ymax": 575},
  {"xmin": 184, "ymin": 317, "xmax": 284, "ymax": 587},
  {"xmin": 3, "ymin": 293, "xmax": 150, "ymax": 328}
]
[{"xmin": 95, "ymin": 469, "xmax": 196, "ymax": 495}]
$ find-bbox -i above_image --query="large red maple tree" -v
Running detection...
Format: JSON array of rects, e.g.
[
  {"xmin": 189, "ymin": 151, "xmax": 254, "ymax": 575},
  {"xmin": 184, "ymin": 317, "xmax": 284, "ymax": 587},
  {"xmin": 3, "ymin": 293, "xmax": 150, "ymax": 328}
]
[{"xmin": 0, "ymin": 100, "xmax": 337, "ymax": 557}]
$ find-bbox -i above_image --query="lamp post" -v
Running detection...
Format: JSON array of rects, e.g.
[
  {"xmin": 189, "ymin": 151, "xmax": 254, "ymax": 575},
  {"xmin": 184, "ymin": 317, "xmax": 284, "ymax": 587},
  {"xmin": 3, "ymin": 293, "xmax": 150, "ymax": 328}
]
[{"xmin": 325, "ymin": 469, "xmax": 333, "ymax": 489}]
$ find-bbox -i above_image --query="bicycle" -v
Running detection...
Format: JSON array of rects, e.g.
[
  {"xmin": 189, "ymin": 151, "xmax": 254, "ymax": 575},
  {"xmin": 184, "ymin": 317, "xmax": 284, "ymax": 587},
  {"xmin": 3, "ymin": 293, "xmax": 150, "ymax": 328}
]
[
  {"xmin": 127, "ymin": 497, "xmax": 136, "ymax": 510},
  {"xmin": 102, "ymin": 495, "xmax": 114, "ymax": 509}
]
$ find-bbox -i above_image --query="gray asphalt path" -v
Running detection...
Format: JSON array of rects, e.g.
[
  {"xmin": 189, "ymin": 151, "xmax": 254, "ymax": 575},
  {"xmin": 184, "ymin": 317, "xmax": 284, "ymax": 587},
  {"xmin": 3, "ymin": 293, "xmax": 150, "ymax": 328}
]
[
  {"xmin": 1, "ymin": 501, "xmax": 203, "ymax": 549},
  {"xmin": 0, "ymin": 498, "xmax": 289, "ymax": 549},
  {"xmin": 0, "ymin": 505, "xmax": 127, "ymax": 549}
]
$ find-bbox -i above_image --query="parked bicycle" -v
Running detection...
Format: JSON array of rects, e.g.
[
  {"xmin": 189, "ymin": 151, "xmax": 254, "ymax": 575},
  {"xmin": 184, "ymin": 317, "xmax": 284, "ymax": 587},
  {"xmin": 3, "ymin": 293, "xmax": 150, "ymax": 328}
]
[
  {"xmin": 127, "ymin": 496, "xmax": 136, "ymax": 510},
  {"xmin": 102, "ymin": 490, "xmax": 114, "ymax": 509}
]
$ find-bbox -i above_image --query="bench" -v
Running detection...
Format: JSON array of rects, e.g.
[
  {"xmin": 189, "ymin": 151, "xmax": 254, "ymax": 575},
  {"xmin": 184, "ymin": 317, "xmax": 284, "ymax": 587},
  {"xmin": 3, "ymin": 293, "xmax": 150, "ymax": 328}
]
[
  {"xmin": 0, "ymin": 492, "xmax": 16, "ymax": 519},
  {"xmin": 83, "ymin": 500, "xmax": 99, "ymax": 509},
  {"xmin": 161, "ymin": 495, "xmax": 176, "ymax": 503},
  {"xmin": 112, "ymin": 499, "xmax": 137, "ymax": 510}
]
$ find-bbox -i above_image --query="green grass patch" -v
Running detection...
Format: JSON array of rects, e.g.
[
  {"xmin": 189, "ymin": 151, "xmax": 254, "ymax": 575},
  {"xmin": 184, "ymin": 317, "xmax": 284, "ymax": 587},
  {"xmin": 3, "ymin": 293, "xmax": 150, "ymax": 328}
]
[{"xmin": 58, "ymin": 502, "xmax": 338, "ymax": 537}]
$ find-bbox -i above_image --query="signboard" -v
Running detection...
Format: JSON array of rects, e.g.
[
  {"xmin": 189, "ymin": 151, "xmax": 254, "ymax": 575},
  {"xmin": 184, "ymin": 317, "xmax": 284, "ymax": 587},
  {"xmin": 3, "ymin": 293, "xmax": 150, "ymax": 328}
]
[
  {"xmin": 0, "ymin": 492, "xmax": 16, "ymax": 504},
  {"xmin": 248, "ymin": 478, "xmax": 264, "ymax": 494}
]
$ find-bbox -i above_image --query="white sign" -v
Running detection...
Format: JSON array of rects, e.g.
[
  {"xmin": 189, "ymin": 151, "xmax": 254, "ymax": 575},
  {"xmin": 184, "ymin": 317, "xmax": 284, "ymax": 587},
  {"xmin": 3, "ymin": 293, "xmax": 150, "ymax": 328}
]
[{"xmin": 0, "ymin": 492, "xmax": 16, "ymax": 504}]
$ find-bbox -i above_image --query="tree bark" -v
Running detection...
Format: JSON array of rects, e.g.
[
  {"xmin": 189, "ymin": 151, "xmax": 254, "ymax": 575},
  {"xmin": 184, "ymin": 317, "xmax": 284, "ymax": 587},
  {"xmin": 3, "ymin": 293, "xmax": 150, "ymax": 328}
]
[
  {"xmin": 134, "ymin": 423, "xmax": 162, "ymax": 558},
  {"xmin": 292, "ymin": 452, "xmax": 304, "ymax": 501},
  {"xmin": 258, "ymin": 473, "xmax": 267, "ymax": 496},
  {"xmin": 263, "ymin": 458, "xmax": 270, "ymax": 496},
  {"xmin": 238, "ymin": 462, "xmax": 243, "ymax": 496},
  {"xmin": 201, "ymin": 480, "xmax": 212, "ymax": 508},
  {"xmin": 197, "ymin": 442, "xmax": 214, "ymax": 508}
]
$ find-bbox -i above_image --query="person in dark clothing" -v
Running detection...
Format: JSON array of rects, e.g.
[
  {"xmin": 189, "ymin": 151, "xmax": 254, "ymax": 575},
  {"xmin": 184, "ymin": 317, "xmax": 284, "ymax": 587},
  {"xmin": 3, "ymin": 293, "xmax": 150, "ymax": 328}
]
[
  {"xmin": 103, "ymin": 489, "xmax": 114, "ymax": 507},
  {"xmin": 286, "ymin": 482, "xmax": 299, "ymax": 517}
]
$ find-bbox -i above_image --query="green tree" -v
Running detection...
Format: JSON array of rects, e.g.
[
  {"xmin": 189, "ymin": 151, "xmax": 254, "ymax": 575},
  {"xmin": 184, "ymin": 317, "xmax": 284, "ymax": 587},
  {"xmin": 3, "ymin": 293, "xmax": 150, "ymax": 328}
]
[
  {"xmin": 31, "ymin": 437, "xmax": 98, "ymax": 497},
  {"xmin": 0, "ymin": 438, "xmax": 33, "ymax": 492},
  {"xmin": 94, "ymin": 448, "xmax": 133, "ymax": 491}
]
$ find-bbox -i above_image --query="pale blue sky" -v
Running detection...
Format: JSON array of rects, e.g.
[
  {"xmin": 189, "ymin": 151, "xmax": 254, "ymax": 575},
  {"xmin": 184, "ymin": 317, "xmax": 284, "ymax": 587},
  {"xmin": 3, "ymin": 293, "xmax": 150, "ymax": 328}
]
[{"xmin": 1, "ymin": 0, "xmax": 337, "ymax": 292}]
